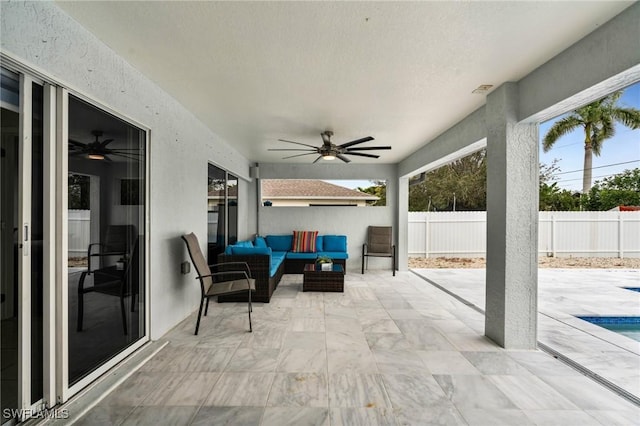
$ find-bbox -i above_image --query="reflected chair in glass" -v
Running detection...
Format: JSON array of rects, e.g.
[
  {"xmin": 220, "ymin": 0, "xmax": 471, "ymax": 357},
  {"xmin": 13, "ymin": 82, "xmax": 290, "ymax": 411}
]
[
  {"xmin": 181, "ymin": 232, "xmax": 255, "ymax": 335},
  {"xmin": 361, "ymin": 226, "xmax": 396, "ymax": 276},
  {"xmin": 77, "ymin": 238, "xmax": 140, "ymax": 335},
  {"xmin": 87, "ymin": 224, "xmax": 137, "ymax": 274}
]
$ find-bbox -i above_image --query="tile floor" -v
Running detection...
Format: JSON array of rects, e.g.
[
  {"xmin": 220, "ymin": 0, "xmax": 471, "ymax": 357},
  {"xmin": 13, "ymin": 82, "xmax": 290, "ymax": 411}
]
[{"xmin": 76, "ymin": 271, "xmax": 640, "ymax": 425}]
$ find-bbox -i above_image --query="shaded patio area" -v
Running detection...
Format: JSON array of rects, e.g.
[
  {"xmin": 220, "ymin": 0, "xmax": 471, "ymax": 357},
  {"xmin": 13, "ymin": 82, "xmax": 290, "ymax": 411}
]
[{"xmin": 74, "ymin": 271, "xmax": 639, "ymax": 425}]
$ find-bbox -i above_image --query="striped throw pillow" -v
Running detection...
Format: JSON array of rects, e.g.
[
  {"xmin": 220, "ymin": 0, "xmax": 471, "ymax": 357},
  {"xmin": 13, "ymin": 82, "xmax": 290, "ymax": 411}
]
[{"xmin": 292, "ymin": 230, "xmax": 319, "ymax": 253}]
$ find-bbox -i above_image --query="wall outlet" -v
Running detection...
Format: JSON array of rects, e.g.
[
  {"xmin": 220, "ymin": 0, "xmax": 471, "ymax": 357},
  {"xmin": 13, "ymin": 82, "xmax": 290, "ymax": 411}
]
[{"xmin": 181, "ymin": 261, "xmax": 191, "ymax": 274}]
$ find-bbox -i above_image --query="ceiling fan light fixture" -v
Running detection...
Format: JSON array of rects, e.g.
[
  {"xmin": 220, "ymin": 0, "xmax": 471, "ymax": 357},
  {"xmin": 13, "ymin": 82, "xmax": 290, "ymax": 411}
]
[
  {"xmin": 322, "ymin": 153, "xmax": 336, "ymax": 160},
  {"xmin": 88, "ymin": 153, "xmax": 105, "ymax": 160}
]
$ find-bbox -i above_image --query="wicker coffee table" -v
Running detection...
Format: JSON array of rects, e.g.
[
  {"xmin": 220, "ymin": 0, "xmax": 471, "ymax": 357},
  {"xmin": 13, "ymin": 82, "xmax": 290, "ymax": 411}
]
[{"xmin": 303, "ymin": 264, "xmax": 344, "ymax": 292}]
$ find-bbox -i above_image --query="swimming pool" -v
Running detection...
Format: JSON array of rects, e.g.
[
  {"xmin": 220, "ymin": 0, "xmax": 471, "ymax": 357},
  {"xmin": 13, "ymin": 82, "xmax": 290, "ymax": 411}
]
[
  {"xmin": 623, "ymin": 287, "xmax": 640, "ymax": 293},
  {"xmin": 577, "ymin": 316, "xmax": 640, "ymax": 342}
]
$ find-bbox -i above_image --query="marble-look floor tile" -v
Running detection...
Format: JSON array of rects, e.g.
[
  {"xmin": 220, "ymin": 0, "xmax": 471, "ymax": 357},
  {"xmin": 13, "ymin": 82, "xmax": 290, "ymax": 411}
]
[
  {"xmin": 444, "ymin": 334, "xmax": 502, "ymax": 351},
  {"xmin": 139, "ymin": 346, "xmax": 188, "ymax": 372},
  {"xmin": 172, "ymin": 347, "xmax": 234, "ymax": 372},
  {"xmin": 458, "ymin": 408, "xmax": 533, "ymax": 426},
  {"xmin": 239, "ymin": 328, "xmax": 286, "ymax": 349},
  {"xmin": 140, "ymin": 372, "xmax": 189, "ymax": 406},
  {"xmin": 100, "ymin": 371, "xmax": 175, "ymax": 407},
  {"xmin": 394, "ymin": 404, "xmax": 468, "ymax": 426},
  {"xmin": 324, "ymin": 306, "xmax": 358, "ymax": 319},
  {"xmin": 522, "ymin": 409, "xmax": 603, "ymax": 426},
  {"xmin": 382, "ymin": 373, "xmax": 449, "ymax": 410},
  {"xmin": 288, "ymin": 317, "xmax": 326, "ymax": 332},
  {"xmin": 203, "ymin": 372, "xmax": 274, "ymax": 406},
  {"xmin": 585, "ymin": 409, "xmax": 640, "ymax": 426},
  {"xmin": 225, "ymin": 347, "xmax": 280, "ymax": 372},
  {"xmin": 372, "ymin": 349, "xmax": 429, "ymax": 375},
  {"xmin": 359, "ymin": 318, "xmax": 401, "ymax": 333},
  {"xmin": 190, "ymin": 406, "xmax": 263, "ymax": 426},
  {"xmin": 261, "ymin": 407, "xmax": 329, "ymax": 426},
  {"xmin": 327, "ymin": 348, "xmax": 378, "ymax": 374},
  {"xmin": 538, "ymin": 375, "xmax": 639, "ymax": 411},
  {"xmin": 326, "ymin": 331, "xmax": 370, "ymax": 351},
  {"xmin": 434, "ymin": 375, "xmax": 517, "ymax": 410},
  {"xmin": 364, "ymin": 333, "xmax": 413, "ymax": 351},
  {"xmin": 120, "ymin": 406, "xmax": 198, "ymax": 426},
  {"xmin": 74, "ymin": 405, "xmax": 134, "ymax": 426},
  {"xmin": 267, "ymin": 373, "xmax": 328, "ymax": 407},
  {"xmin": 282, "ymin": 331, "xmax": 326, "ymax": 351},
  {"xmin": 328, "ymin": 373, "xmax": 391, "ymax": 408},
  {"xmin": 276, "ymin": 348, "xmax": 327, "ymax": 373},
  {"xmin": 488, "ymin": 375, "xmax": 578, "ymax": 410},
  {"xmin": 417, "ymin": 351, "xmax": 480, "ymax": 375},
  {"xmin": 462, "ymin": 352, "xmax": 532, "ymax": 375},
  {"xmin": 329, "ymin": 407, "xmax": 396, "ymax": 426},
  {"xmin": 163, "ymin": 372, "xmax": 219, "ymax": 406},
  {"xmin": 506, "ymin": 350, "xmax": 581, "ymax": 376},
  {"xmin": 325, "ymin": 317, "xmax": 363, "ymax": 334}
]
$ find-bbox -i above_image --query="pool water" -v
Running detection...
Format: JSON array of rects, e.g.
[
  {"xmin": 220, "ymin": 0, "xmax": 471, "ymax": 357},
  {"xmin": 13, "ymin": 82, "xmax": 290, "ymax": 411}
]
[
  {"xmin": 623, "ymin": 287, "xmax": 640, "ymax": 293},
  {"xmin": 577, "ymin": 316, "xmax": 640, "ymax": 342}
]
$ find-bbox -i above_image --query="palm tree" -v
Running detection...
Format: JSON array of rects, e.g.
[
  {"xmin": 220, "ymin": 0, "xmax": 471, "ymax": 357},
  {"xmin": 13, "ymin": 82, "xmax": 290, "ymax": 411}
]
[{"xmin": 542, "ymin": 91, "xmax": 640, "ymax": 193}]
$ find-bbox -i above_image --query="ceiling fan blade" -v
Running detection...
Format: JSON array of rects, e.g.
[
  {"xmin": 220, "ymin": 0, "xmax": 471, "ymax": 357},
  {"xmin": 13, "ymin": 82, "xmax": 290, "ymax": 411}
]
[
  {"xmin": 99, "ymin": 138, "xmax": 114, "ymax": 147},
  {"xmin": 69, "ymin": 151, "xmax": 86, "ymax": 157},
  {"xmin": 339, "ymin": 136, "xmax": 374, "ymax": 149},
  {"xmin": 343, "ymin": 152, "xmax": 380, "ymax": 159},
  {"xmin": 69, "ymin": 139, "xmax": 87, "ymax": 148},
  {"xmin": 108, "ymin": 150, "xmax": 142, "ymax": 156},
  {"xmin": 268, "ymin": 148, "xmax": 317, "ymax": 152},
  {"xmin": 346, "ymin": 146, "xmax": 391, "ymax": 151},
  {"xmin": 313, "ymin": 155, "xmax": 323, "ymax": 164},
  {"xmin": 282, "ymin": 152, "xmax": 318, "ymax": 159},
  {"xmin": 110, "ymin": 153, "xmax": 141, "ymax": 161},
  {"xmin": 278, "ymin": 139, "xmax": 318, "ymax": 149},
  {"xmin": 336, "ymin": 154, "xmax": 351, "ymax": 163}
]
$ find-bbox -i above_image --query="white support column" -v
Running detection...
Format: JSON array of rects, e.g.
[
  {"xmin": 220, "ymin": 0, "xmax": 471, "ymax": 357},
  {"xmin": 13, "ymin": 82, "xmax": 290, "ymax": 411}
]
[
  {"xmin": 397, "ymin": 177, "xmax": 409, "ymax": 271},
  {"xmin": 485, "ymin": 83, "xmax": 539, "ymax": 349}
]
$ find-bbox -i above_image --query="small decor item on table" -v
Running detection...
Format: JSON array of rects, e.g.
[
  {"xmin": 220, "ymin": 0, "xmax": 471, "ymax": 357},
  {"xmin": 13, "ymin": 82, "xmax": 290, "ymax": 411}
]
[
  {"xmin": 116, "ymin": 258, "xmax": 125, "ymax": 270},
  {"xmin": 316, "ymin": 255, "xmax": 333, "ymax": 271}
]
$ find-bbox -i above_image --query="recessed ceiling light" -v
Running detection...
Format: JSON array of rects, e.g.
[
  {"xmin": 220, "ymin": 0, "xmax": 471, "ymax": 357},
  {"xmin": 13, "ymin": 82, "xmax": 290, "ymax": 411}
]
[{"xmin": 472, "ymin": 84, "xmax": 493, "ymax": 94}]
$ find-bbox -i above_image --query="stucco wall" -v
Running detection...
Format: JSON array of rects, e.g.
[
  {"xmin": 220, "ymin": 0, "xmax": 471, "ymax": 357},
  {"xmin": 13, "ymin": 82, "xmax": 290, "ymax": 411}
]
[
  {"xmin": 1, "ymin": 2, "xmax": 254, "ymax": 339},
  {"xmin": 258, "ymin": 163, "xmax": 398, "ymax": 271}
]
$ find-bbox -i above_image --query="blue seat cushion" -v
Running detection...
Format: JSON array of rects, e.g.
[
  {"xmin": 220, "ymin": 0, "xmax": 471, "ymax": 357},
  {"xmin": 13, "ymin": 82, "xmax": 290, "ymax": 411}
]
[
  {"xmin": 270, "ymin": 252, "xmax": 287, "ymax": 277},
  {"xmin": 318, "ymin": 251, "xmax": 348, "ymax": 260},
  {"xmin": 322, "ymin": 235, "xmax": 347, "ymax": 252},
  {"xmin": 230, "ymin": 246, "xmax": 271, "ymax": 256},
  {"xmin": 285, "ymin": 252, "xmax": 318, "ymax": 260},
  {"xmin": 266, "ymin": 235, "xmax": 293, "ymax": 252}
]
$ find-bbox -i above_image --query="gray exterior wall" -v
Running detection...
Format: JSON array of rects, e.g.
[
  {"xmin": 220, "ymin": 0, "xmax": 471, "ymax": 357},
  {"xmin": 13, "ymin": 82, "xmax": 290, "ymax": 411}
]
[{"xmin": 1, "ymin": 1, "xmax": 254, "ymax": 339}]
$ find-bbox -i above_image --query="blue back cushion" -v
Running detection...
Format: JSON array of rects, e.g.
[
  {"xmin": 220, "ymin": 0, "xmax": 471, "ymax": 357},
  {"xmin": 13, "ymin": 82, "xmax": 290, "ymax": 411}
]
[
  {"xmin": 323, "ymin": 235, "xmax": 347, "ymax": 252},
  {"xmin": 266, "ymin": 235, "xmax": 293, "ymax": 251},
  {"xmin": 236, "ymin": 240, "xmax": 253, "ymax": 248},
  {"xmin": 254, "ymin": 236, "xmax": 268, "ymax": 248},
  {"xmin": 230, "ymin": 246, "xmax": 272, "ymax": 256},
  {"xmin": 315, "ymin": 235, "xmax": 323, "ymax": 252}
]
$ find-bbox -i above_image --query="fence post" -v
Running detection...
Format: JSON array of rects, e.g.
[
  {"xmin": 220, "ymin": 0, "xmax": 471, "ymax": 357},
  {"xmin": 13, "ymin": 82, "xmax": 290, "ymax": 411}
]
[
  {"xmin": 425, "ymin": 215, "xmax": 429, "ymax": 258},
  {"xmin": 551, "ymin": 214, "xmax": 556, "ymax": 257},
  {"xmin": 619, "ymin": 213, "xmax": 624, "ymax": 259}
]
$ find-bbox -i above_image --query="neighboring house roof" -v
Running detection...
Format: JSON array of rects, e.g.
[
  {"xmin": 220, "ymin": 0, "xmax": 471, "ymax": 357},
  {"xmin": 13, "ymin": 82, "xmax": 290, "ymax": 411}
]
[
  {"xmin": 261, "ymin": 179, "xmax": 379, "ymax": 200},
  {"xmin": 609, "ymin": 205, "xmax": 640, "ymax": 211}
]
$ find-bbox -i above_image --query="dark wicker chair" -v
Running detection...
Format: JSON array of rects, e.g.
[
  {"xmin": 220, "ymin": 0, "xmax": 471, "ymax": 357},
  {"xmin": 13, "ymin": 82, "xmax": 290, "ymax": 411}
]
[
  {"xmin": 216, "ymin": 253, "xmax": 284, "ymax": 303},
  {"xmin": 362, "ymin": 226, "xmax": 396, "ymax": 276},
  {"xmin": 182, "ymin": 232, "xmax": 255, "ymax": 334}
]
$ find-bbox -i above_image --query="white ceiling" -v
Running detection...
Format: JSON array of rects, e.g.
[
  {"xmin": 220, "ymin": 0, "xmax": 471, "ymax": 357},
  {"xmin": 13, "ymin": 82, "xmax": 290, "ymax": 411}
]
[{"xmin": 56, "ymin": 1, "xmax": 633, "ymax": 164}]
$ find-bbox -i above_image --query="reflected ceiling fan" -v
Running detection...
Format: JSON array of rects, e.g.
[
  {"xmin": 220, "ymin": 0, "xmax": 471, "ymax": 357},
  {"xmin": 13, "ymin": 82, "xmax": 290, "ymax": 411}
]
[
  {"xmin": 69, "ymin": 130, "xmax": 140, "ymax": 161},
  {"xmin": 269, "ymin": 131, "xmax": 391, "ymax": 163}
]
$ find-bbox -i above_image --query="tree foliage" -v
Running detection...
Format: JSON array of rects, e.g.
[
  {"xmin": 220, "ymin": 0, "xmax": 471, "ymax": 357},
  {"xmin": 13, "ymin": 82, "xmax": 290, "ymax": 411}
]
[
  {"xmin": 542, "ymin": 90, "xmax": 640, "ymax": 193},
  {"xmin": 409, "ymin": 150, "xmax": 486, "ymax": 211},
  {"xmin": 358, "ymin": 180, "xmax": 387, "ymax": 206},
  {"xmin": 582, "ymin": 168, "xmax": 640, "ymax": 210}
]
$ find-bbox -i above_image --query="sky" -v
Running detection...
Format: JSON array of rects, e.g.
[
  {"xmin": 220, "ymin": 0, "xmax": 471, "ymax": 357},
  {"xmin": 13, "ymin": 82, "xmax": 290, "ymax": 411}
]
[
  {"xmin": 328, "ymin": 82, "xmax": 640, "ymax": 192},
  {"xmin": 539, "ymin": 81, "xmax": 640, "ymax": 192}
]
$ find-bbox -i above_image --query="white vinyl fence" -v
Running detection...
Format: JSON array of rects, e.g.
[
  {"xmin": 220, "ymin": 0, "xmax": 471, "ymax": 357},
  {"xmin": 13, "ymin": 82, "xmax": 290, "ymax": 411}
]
[
  {"xmin": 68, "ymin": 209, "xmax": 90, "ymax": 257},
  {"xmin": 409, "ymin": 211, "xmax": 640, "ymax": 258}
]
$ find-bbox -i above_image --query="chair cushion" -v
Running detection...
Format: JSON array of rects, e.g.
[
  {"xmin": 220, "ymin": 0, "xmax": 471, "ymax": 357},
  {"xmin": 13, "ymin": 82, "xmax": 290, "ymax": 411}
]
[
  {"xmin": 266, "ymin": 235, "xmax": 293, "ymax": 252},
  {"xmin": 254, "ymin": 236, "xmax": 268, "ymax": 248},
  {"xmin": 322, "ymin": 235, "xmax": 347, "ymax": 252},
  {"xmin": 318, "ymin": 251, "xmax": 349, "ymax": 260},
  {"xmin": 230, "ymin": 246, "xmax": 271, "ymax": 256},
  {"xmin": 292, "ymin": 230, "xmax": 318, "ymax": 253}
]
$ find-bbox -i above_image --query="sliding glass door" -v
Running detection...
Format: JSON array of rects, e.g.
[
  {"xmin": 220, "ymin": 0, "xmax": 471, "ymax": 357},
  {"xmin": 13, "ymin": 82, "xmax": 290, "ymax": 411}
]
[
  {"xmin": 1, "ymin": 67, "xmax": 45, "ymax": 423},
  {"xmin": 66, "ymin": 95, "xmax": 146, "ymax": 386},
  {"xmin": 207, "ymin": 164, "xmax": 238, "ymax": 262}
]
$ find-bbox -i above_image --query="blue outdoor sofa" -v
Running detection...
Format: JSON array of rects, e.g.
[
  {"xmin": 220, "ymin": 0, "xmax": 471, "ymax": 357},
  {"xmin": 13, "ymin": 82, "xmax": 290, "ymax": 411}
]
[{"xmin": 217, "ymin": 233, "xmax": 348, "ymax": 302}]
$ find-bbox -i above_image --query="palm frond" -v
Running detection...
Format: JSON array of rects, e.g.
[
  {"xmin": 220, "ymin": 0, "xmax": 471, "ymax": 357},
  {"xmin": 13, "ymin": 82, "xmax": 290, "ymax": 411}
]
[
  {"xmin": 542, "ymin": 115, "xmax": 582, "ymax": 152},
  {"xmin": 610, "ymin": 108, "xmax": 640, "ymax": 130}
]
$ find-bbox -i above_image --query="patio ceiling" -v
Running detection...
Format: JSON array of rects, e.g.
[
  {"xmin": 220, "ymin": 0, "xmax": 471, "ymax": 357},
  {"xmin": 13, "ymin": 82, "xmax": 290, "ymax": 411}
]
[{"xmin": 56, "ymin": 1, "xmax": 633, "ymax": 164}]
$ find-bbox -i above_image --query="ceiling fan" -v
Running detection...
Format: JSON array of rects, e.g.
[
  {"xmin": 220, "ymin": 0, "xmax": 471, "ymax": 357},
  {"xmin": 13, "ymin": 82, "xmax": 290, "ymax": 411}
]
[
  {"xmin": 269, "ymin": 131, "xmax": 391, "ymax": 163},
  {"xmin": 69, "ymin": 130, "xmax": 141, "ymax": 161}
]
